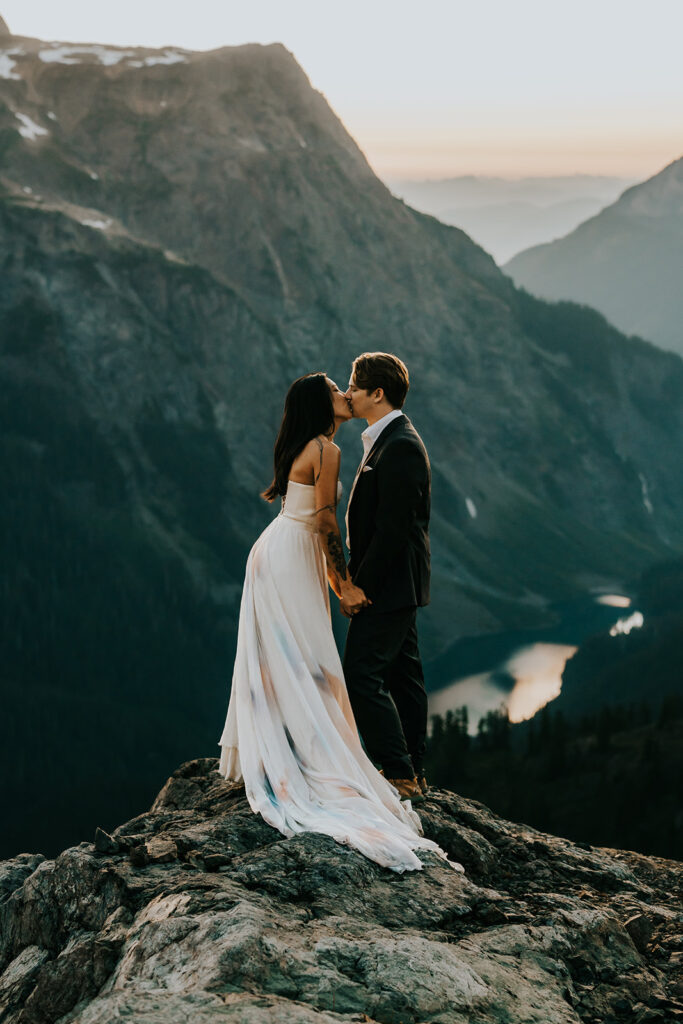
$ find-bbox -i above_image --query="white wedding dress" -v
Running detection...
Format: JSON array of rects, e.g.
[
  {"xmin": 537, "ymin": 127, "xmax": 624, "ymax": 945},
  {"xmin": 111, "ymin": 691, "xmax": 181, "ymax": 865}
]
[{"xmin": 217, "ymin": 479, "xmax": 464, "ymax": 874}]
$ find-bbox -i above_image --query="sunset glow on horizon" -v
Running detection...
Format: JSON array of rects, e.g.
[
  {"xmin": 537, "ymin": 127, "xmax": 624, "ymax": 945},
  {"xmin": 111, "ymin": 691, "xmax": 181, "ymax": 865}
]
[{"xmin": 355, "ymin": 121, "xmax": 680, "ymax": 180}]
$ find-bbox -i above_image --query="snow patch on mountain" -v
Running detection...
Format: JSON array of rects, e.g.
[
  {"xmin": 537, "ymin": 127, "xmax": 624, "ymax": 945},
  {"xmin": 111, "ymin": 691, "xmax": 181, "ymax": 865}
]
[
  {"xmin": 0, "ymin": 49, "xmax": 22, "ymax": 79},
  {"xmin": 39, "ymin": 45, "xmax": 134, "ymax": 65},
  {"xmin": 36, "ymin": 44, "xmax": 188, "ymax": 69},
  {"xmin": 15, "ymin": 112, "xmax": 48, "ymax": 140},
  {"xmin": 79, "ymin": 217, "xmax": 112, "ymax": 231}
]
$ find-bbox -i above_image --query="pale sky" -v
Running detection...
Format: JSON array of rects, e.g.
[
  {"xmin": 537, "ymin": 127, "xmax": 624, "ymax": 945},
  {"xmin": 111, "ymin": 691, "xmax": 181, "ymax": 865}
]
[{"xmin": 2, "ymin": 1, "xmax": 682, "ymax": 179}]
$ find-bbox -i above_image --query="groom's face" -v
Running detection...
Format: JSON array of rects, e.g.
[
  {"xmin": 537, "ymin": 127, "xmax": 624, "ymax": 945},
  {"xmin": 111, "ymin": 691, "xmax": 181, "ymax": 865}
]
[{"xmin": 346, "ymin": 377, "xmax": 376, "ymax": 420}]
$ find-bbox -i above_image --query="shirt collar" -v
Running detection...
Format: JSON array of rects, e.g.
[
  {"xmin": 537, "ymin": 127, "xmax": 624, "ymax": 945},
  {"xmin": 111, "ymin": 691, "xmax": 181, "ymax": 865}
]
[{"xmin": 361, "ymin": 408, "xmax": 403, "ymax": 455}]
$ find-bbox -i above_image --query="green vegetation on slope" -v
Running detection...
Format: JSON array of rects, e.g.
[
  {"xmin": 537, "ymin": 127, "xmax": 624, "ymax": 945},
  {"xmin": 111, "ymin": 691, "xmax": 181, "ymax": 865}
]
[{"xmin": 426, "ymin": 696, "xmax": 683, "ymax": 861}]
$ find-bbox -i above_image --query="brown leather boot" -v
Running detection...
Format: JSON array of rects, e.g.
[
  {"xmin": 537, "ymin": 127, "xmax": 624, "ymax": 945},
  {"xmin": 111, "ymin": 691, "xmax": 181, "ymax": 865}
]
[{"xmin": 385, "ymin": 775, "xmax": 426, "ymax": 805}]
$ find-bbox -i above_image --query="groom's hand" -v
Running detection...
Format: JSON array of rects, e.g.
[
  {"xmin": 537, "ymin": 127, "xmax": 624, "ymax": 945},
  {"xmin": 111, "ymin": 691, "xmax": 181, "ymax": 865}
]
[{"xmin": 340, "ymin": 582, "xmax": 371, "ymax": 618}]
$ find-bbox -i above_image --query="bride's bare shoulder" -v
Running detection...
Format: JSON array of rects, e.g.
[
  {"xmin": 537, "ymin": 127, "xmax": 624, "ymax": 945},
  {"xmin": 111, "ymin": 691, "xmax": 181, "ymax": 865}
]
[
  {"xmin": 308, "ymin": 437, "xmax": 340, "ymax": 482},
  {"xmin": 294, "ymin": 436, "xmax": 337, "ymax": 473},
  {"xmin": 320, "ymin": 435, "xmax": 340, "ymax": 454},
  {"xmin": 303, "ymin": 435, "xmax": 339, "ymax": 455}
]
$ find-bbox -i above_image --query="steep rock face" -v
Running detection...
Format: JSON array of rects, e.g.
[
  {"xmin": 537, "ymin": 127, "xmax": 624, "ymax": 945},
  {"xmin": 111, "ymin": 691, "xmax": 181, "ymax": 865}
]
[
  {"xmin": 505, "ymin": 158, "xmax": 683, "ymax": 357},
  {"xmin": 0, "ymin": 758, "xmax": 681, "ymax": 1024}
]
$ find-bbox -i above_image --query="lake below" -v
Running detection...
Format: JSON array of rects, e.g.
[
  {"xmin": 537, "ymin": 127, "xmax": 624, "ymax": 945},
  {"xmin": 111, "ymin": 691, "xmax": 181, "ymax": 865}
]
[{"xmin": 426, "ymin": 592, "xmax": 642, "ymax": 734}]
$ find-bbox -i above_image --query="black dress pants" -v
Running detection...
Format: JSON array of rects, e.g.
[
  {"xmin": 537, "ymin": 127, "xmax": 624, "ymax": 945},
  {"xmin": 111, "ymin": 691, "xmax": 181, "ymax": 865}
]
[{"xmin": 342, "ymin": 604, "xmax": 427, "ymax": 779}]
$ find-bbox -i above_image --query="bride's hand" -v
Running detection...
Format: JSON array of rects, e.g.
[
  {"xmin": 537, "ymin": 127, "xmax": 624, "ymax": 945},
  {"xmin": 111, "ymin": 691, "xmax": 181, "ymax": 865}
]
[{"xmin": 340, "ymin": 582, "xmax": 371, "ymax": 617}]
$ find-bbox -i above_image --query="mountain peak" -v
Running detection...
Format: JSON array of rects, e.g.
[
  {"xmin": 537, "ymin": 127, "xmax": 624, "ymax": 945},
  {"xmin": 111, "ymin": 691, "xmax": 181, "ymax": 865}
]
[
  {"xmin": 505, "ymin": 154, "xmax": 683, "ymax": 356},
  {"xmin": 0, "ymin": 756, "xmax": 680, "ymax": 1022},
  {"xmin": 616, "ymin": 153, "xmax": 683, "ymax": 215},
  {"xmin": 0, "ymin": 14, "xmax": 11, "ymax": 36}
]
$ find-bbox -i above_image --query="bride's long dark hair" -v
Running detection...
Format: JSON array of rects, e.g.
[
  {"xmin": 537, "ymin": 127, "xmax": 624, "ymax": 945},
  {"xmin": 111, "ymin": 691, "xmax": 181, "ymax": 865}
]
[{"xmin": 261, "ymin": 373, "xmax": 335, "ymax": 502}]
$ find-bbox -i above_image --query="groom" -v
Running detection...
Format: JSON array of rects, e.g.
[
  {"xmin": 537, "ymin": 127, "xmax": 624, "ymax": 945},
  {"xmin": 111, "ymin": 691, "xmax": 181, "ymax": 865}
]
[{"xmin": 341, "ymin": 352, "xmax": 431, "ymax": 805}]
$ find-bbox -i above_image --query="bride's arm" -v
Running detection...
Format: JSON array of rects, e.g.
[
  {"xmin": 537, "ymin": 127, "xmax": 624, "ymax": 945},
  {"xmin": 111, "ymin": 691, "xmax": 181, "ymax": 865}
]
[
  {"xmin": 327, "ymin": 567, "xmax": 343, "ymax": 599},
  {"xmin": 313, "ymin": 439, "xmax": 370, "ymax": 613}
]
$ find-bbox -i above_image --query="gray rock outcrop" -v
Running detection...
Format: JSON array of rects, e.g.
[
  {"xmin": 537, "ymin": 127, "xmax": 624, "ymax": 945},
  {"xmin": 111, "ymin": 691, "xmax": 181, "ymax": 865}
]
[{"xmin": 1, "ymin": 758, "xmax": 681, "ymax": 1023}]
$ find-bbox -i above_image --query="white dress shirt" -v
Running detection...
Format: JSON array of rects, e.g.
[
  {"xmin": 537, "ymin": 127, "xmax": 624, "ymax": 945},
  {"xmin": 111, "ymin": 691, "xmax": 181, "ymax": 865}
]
[
  {"xmin": 360, "ymin": 408, "xmax": 404, "ymax": 461},
  {"xmin": 346, "ymin": 409, "xmax": 404, "ymax": 551}
]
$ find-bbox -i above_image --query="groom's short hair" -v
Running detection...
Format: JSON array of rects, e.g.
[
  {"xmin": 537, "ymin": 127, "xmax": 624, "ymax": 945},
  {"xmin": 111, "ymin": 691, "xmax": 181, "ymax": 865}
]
[{"xmin": 352, "ymin": 352, "xmax": 410, "ymax": 409}]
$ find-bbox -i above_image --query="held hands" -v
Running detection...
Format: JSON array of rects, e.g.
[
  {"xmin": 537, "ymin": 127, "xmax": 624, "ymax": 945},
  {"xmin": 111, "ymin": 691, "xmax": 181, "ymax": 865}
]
[{"xmin": 339, "ymin": 580, "xmax": 371, "ymax": 618}]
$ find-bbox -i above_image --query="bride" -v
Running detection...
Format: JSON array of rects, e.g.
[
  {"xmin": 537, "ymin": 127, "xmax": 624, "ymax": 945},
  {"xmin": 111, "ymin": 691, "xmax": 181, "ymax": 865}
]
[{"xmin": 217, "ymin": 372, "xmax": 464, "ymax": 874}]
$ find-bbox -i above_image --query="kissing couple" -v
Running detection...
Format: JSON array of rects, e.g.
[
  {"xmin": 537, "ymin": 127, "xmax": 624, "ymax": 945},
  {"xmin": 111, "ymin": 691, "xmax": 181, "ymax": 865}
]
[{"xmin": 217, "ymin": 351, "xmax": 464, "ymax": 874}]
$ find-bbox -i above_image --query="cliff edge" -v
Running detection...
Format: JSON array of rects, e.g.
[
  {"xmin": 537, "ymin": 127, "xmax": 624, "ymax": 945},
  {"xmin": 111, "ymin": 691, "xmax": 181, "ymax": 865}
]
[{"xmin": 1, "ymin": 758, "xmax": 681, "ymax": 1023}]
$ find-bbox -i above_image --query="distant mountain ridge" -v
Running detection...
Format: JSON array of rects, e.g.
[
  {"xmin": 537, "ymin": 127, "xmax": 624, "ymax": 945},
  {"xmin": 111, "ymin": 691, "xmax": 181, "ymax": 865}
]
[
  {"xmin": 505, "ymin": 157, "xmax": 683, "ymax": 356},
  {"xmin": 388, "ymin": 174, "xmax": 634, "ymax": 262},
  {"xmin": 2, "ymin": 25, "xmax": 683, "ymax": 857}
]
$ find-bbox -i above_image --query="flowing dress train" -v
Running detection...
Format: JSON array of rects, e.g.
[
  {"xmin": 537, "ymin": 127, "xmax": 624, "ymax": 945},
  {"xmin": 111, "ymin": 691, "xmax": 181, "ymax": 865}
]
[{"xmin": 217, "ymin": 480, "xmax": 464, "ymax": 874}]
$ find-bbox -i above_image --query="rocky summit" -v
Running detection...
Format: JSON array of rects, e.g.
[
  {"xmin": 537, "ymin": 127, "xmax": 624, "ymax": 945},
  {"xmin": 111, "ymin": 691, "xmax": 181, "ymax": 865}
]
[{"xmin": 1, "ymin": 758, "xmax": 681, "ymax": 1023}]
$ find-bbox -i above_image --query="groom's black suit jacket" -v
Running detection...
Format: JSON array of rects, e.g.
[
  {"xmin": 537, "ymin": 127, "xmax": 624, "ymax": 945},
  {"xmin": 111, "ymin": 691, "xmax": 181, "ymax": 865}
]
[{"xmin": 346, "ymin": 413, "xmax": 431, "ymax": 612}]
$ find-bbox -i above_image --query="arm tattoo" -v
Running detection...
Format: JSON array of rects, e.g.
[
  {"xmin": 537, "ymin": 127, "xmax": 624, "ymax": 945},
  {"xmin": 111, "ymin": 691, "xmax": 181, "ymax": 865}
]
[
  {"xmin": 314, "ymin": 437, "xmax": 324, "ymax": 483},
  {"xmin": 326, "ymin": 530, "xmax": 348, "ymax": 580},
  {"xmin": 315, "ymin": 502, "xmax": 337, "ymax": 515}
]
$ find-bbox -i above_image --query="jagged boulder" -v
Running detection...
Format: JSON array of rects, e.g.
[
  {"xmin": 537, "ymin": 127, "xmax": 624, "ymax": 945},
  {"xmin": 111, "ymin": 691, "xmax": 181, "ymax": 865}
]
[
  {"xmin": 1, "ymin": 758, "xmax": 681, "ymax": 1023},
  {"xmin": 0, "ymin": 15, "xmax": 10, "ymax": 36}
]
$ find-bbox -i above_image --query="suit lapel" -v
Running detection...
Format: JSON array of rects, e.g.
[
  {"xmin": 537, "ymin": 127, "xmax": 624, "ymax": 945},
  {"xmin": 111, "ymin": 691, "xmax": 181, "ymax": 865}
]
[
  {"xmin": 362, "ymin": 413, "xmax": 407, "ymax": 468},
  {"xmin": 347, "ymin": 413, "xmax": 407, "ymax": 518}
]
